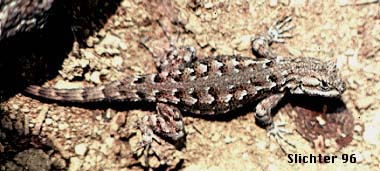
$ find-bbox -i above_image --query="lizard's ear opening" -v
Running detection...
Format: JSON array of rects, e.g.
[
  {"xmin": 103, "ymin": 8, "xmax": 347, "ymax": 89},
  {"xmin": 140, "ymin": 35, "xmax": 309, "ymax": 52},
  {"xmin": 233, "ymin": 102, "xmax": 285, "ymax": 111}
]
[
  {"xmin": 325, "ymin": 60, "xmax": 337, "ymax": 70},
  {"xmin": 325, "ymin": 60, "xmax": 339, "ymax": 79}
]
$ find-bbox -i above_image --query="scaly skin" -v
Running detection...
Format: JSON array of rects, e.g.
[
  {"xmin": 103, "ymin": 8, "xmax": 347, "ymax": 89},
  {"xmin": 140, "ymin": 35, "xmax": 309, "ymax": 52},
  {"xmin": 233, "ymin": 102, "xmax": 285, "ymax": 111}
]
[{"xmin": 24, "ymin": 16, "xmax": 346, "ymax": 152}]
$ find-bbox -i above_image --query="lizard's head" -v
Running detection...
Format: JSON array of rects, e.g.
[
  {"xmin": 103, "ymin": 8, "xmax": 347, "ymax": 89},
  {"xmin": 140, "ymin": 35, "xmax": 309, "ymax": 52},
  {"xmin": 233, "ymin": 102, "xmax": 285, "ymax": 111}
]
[{"xmin": 287, "ymin": 59, "xmax": 346, "ymax": 97}]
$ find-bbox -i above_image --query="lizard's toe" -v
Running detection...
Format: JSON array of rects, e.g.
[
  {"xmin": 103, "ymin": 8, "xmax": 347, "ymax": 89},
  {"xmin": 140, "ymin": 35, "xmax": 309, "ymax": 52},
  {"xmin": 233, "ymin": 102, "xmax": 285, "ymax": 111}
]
[
  {"xmin": 266, "ymin": 119, "xmax": 295, "ymax": 153},
  {"xmin": 268, "ymin": 16, "xmax": 295, "ymax": 43}
]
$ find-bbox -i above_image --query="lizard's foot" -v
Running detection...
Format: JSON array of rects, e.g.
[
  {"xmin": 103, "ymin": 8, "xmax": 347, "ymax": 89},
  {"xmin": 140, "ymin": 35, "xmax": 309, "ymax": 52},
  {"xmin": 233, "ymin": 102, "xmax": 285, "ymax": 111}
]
[
  {"xmin": 251, "ymin": 16, "xmax": 295, "ymax": 59},
  {"xmin": 266, "ymin": 118, "xmax": 295, "ymax": 153},
  {"xmin": 267, "ymin": 16, "xmax": 295, "ymax": 43},
  {"xmin": 132, "ymin": 125, "xmax": 159, "ymax": 163},
  {"xmin": 133, "ymin": 135, "xmax": 181, "ymax": 168}
]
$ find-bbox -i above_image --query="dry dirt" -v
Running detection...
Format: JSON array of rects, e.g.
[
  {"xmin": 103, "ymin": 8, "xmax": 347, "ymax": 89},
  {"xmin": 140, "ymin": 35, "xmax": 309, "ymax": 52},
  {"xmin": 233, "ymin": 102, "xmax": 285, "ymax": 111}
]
[{"xmin": 1, "ymin": 0, "xmax": 380, "ymax": 171}]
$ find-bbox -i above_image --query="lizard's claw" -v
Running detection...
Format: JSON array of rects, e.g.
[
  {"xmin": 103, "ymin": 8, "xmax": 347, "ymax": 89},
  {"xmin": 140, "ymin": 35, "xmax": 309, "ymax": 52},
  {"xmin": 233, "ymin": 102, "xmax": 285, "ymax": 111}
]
[
  {"xmin": 266, "ymin": 118, "xmax": 295, "ymax": 153},
  {"xmin": 268, "ymin": 16, "xmax": 295, "ymax": 43},
  {"xmin": 132, "ymin": 127, "xmax": 161, "ymax": 164},
  {"xmin": 251, "ymin": 16, "xmax": 295, "ymax": 59},
  {"xmin": 133, "ymin": 135, "xmax": 164, "ymax": 167}
]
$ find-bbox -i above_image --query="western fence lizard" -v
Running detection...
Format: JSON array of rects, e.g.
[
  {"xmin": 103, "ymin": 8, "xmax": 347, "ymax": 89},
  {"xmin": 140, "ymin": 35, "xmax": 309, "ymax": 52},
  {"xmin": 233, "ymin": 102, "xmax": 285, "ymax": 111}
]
[{"xmin": 25, "ymin": 17, "xmax": 346, "ymax": 149}]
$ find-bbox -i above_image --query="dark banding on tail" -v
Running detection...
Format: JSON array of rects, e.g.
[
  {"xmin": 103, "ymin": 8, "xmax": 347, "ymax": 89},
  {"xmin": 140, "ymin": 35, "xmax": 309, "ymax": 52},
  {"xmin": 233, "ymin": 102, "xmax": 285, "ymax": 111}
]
[
  {"xmin": 24, "ymin": 85, "xmax": 108, "ymax": 102},
  {"xmin": 24, "ymin": 74, "xmax": 181, "ymax": 103}
]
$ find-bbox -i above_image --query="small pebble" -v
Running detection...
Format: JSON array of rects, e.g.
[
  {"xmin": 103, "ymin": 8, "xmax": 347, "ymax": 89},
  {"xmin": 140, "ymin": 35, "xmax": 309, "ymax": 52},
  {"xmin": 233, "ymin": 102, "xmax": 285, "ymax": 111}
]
[
  {"xmin": 74, "ymin": 143, "xmax": 88, "ymax": 156},
  {"xmin": 204, "ymin": 2, "xmax": 213, "ymax": 9},
  {"xmin": 90, "ymin": 71, "xmax": 101, "ymax": 84}
]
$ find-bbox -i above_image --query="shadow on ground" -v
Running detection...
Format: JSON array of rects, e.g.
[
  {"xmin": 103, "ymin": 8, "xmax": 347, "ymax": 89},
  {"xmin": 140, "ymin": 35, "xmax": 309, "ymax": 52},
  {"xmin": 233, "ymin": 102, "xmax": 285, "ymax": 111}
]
[
  {"xmin": 0, "ymin": 0, "xmax": 122, "ymax": 102},
  {"xmin": 0, "ymin": 1, "xmax": 122, "ymax": 170}
]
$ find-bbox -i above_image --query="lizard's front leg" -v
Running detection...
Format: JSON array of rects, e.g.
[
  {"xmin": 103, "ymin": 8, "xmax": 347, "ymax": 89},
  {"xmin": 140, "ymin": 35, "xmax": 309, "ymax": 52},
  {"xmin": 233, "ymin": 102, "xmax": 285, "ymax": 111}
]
[
  {"xmin": 251, "ymin": 16, "xmax": 294, "ymax": 59},
  {"xmin": 255, "ymin": 93, "xmax": 292, "ymax": 146},
  {"xmin": 255, "ymin": 93, "xmax": 285, "ymax": 126}
]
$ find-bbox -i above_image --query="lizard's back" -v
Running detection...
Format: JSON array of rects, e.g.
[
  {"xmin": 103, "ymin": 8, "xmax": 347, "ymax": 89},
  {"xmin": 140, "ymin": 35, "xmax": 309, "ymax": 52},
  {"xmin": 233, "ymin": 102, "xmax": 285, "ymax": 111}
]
[
  {"xmin": 25, "ymin": 55, "xmax": 344, "ymax": 115},
  {"xmin": 25, "ymin": 55, "xmax": 280, "ymax": 115}
]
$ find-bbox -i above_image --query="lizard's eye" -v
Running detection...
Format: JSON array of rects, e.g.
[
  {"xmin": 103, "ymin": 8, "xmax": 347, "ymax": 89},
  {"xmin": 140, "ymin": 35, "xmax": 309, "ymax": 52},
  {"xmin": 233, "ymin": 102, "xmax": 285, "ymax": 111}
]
[{"xmin": 321, "ymin": 80, "xmax": 328, "ymax": 88}]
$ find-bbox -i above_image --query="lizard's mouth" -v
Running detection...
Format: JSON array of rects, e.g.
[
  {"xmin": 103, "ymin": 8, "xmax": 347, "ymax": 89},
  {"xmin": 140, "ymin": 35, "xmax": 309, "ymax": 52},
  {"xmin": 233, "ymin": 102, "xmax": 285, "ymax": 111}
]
[
  {"xmin": 306, "ymin": 89, "xmax": 341, "ymax": 97},
  {"xmin": 291, "ymin": 86, "xmax": 342, "ymax": 97}
]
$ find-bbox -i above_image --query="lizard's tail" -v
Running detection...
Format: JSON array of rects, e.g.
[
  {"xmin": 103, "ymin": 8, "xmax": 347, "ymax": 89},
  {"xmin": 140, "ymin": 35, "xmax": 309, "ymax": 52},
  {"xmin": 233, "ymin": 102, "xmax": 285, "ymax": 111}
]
[
  {"xmin": 24, "ymin": 84, "xmax": 114, "ymax": 102},
  {"xmin": 24, "ymin": 74, "xmax": 165, "ymax": 103}
]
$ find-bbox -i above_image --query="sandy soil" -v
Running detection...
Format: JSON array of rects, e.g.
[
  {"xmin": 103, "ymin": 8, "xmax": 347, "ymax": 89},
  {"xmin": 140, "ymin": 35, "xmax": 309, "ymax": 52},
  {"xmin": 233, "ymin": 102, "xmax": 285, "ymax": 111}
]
[{"xmin": 1, "ymin": 0, "xmax": 380, "ymax": 170}]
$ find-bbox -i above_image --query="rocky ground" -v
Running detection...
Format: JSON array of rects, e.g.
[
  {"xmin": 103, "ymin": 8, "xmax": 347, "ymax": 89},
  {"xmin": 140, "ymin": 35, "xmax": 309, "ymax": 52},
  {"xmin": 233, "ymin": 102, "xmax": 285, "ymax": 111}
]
[{"xmin": 1, "ymin": 0, "xmax": 380, "ymax": 170}]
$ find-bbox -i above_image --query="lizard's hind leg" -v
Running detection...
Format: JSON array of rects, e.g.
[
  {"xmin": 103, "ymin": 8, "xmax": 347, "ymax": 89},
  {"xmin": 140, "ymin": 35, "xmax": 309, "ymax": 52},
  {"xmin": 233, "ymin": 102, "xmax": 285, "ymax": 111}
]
[
  {"xmin": 156, "ymin": 46, "xmax": 197, "ymax": 77},
  {"xmin": 139, "ymin": 20, "xmax": 198, "ymax": 80},
  {"xmin": 138, "ymin": 103, "xmax": 186, "ymax": 149},
  {"xmin": 134, "ymin": 103, "xmax": 186, "ymax": 165}
]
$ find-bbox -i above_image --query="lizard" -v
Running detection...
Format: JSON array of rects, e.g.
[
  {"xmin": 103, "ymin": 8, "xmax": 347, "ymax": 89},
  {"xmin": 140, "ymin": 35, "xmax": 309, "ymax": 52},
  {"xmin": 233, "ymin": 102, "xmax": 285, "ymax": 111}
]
[{"xmin": 24, "ymin": 16, "xmax": 346, "ymax": 150}]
